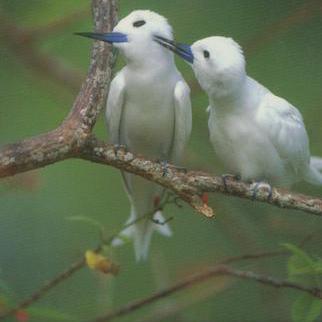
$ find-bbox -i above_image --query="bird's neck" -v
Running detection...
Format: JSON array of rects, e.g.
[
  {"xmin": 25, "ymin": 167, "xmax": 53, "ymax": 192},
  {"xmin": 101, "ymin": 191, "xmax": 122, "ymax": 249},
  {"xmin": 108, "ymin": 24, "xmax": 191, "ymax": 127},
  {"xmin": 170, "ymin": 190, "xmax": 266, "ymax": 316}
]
[
  {"xmin": 209, "ymin": 76, "xmax": 252, "ymax": 115},
  {"xmin": 126, "ymin": 50, "xmax": 176, "ymax": 72}
]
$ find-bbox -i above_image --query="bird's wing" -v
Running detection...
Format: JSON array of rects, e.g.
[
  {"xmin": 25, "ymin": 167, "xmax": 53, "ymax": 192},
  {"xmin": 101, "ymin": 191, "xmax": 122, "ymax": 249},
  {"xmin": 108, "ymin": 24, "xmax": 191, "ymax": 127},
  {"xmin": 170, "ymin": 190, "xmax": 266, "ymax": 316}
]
[
  {"xmin": 170, "ymin": 80, "xmax": 192, "ymax": 163},
  {"xmin": 105, "ymin": 71, "xmax": 126, "ymax": 144},
  {"xmin": 255, "ymin": 92, "xmax": 310, "ymax": 175}
]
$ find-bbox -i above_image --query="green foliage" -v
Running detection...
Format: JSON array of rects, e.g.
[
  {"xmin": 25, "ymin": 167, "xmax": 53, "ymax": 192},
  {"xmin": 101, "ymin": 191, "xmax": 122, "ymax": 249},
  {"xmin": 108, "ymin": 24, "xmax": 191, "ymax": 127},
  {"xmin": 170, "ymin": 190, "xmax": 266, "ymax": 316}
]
[
  {"xmin": 283, "ymin": 243, "xmax": 322, "ymax": 322},
  {"xmin": 283, "ymin": 243, "xmax": 317, "ymax": 277},
  {"xmin": 292, "ymin": 294, "xmax": 322, "ymax": 322}
]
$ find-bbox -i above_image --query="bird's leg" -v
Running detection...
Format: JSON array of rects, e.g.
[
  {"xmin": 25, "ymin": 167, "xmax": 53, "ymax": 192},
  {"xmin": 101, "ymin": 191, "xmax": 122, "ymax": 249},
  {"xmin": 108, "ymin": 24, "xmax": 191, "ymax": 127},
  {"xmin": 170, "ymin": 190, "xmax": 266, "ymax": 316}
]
[
  {"xmin": 113, "ymin": 144, "xmax": 127, "ymax": 157},
  {"xmin": 157, "ymin": 159, "xmax": 188, "ymax": 177},
  {"xmin": 250, "ymin": 181, "xmax": 273, "ymax": 201},
  {"xmin": 157, "ymin": 159, "xmax": 169, "ymax": 177},
  {"xmin": 221, "ymin": 173, "xmax": 241, "ymax": 192}
]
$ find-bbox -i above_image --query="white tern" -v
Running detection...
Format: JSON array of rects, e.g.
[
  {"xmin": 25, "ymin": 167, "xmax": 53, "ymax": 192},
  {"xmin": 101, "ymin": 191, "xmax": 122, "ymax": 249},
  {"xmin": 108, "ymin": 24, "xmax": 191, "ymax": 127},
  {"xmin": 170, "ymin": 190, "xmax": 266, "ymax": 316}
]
[
  {"xmin": 155, "ymin": 35, "xmax": 322, "ymax": 187},
  {"xmin": 77, "ymin": 11, "xmax": 192, "ymax": 260}
]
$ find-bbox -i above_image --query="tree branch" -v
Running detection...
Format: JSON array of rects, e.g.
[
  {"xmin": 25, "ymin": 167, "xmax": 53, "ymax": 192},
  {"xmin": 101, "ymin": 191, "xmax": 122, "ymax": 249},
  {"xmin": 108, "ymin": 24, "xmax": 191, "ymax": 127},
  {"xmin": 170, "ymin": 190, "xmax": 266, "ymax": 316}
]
[
  {"xmin": 1, "ymin": 134, "xmax": 322, "ymax": 218},
  {"xmin": 91, "ymin": 264, "xmax": 322, "ymax": 322},
  {"xmin": 78, "ymin": 138, "xmax": 322, "ymax": 218},
  {"xmin": 0, "ymin": 0, "xmax": 321, "ymax": 218}
]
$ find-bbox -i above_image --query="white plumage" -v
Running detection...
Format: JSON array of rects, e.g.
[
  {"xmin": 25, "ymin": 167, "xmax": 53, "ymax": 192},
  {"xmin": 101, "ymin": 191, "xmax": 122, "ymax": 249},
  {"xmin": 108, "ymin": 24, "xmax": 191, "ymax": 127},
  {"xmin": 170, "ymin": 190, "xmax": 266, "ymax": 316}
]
[
  {"xmin": 106, "ymin": 10, "xmax": 192, "ymax": 260},
  {"xmin": 156, "ymin": 35, "xmax": 322, "ymax": 187},
  {"xmin": 194, "ymin": 36, "xmax": 322, "ymax": 186}
]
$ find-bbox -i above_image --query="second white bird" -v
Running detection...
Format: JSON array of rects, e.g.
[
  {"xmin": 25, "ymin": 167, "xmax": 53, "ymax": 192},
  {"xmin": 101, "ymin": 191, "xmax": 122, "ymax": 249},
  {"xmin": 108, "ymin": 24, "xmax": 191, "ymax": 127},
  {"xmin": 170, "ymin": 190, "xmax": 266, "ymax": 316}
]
[{"xmin": 156, "ymin": 35, "xmax": 322, "ymax": 187}]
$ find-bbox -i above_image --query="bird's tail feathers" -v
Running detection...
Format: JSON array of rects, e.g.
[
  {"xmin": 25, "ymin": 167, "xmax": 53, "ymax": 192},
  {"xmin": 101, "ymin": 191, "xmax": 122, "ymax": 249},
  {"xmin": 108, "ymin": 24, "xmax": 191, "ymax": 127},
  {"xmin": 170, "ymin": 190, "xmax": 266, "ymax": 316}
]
[
  {"xmin": 112, "ymin": 207, "xmax": 172, "ymax": 261},
  {"xmin": 311, "ymin": 156, "xmax": 322, "ymax": 172},
  {"xmin": 304, "ymin": 162, "xmax": 322, "ymax": 186}
]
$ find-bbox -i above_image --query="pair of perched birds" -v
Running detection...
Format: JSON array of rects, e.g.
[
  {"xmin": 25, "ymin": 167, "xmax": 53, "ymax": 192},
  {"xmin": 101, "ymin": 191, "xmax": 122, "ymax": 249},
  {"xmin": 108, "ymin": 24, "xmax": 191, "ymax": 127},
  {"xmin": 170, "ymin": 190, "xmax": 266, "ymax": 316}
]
[{"xmin": 77, "ymin": 10, "xmax": 322, "ymax": 260}]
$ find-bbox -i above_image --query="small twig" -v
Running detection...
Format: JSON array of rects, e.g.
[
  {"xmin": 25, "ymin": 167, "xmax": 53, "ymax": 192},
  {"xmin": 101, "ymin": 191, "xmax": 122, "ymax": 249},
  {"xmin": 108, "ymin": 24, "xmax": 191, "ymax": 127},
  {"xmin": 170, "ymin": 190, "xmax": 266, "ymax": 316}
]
[
  {"xmin": 219, "ymin": 250, "xmax": 287, "ymax": 265},
  {"xmin": 0, "ymin": 192, "xmax": 175, "ymax": 320},
  {"xmin": 91, "ymin": 264, "xmax": 322, "ymax": 322}
]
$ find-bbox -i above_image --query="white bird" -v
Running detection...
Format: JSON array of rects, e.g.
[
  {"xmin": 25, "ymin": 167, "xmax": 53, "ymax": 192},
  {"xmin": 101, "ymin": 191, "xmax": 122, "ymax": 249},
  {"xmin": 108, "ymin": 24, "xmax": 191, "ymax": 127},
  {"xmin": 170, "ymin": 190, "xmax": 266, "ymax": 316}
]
[
  {"xmin": 155, "ymin": 35, "xmax": 322, "ymax": 187},
  {"xmin": 77, "ymin": 10, "xmax": 192, "ymax": 260}
]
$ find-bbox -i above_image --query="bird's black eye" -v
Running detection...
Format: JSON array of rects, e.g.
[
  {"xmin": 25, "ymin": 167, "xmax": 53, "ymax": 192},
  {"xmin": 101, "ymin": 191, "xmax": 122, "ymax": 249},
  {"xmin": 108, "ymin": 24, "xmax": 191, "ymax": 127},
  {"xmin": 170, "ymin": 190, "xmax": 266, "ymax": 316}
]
[
  {"xmin": 133, "ymin": 20, "xmax": 146, "ymax": 27},
  {"xmin": 203, "ymin": 50, "xmax": 210, "ymax": 59}
]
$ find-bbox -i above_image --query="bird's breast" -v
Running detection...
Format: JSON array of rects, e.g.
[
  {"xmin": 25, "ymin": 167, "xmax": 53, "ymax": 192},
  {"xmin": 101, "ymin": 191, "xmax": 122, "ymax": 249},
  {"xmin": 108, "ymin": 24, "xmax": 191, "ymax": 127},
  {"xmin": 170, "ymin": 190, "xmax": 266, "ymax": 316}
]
[{"xmin": 120, "ymin": 85, "xmax": 175, "ymax": 159}]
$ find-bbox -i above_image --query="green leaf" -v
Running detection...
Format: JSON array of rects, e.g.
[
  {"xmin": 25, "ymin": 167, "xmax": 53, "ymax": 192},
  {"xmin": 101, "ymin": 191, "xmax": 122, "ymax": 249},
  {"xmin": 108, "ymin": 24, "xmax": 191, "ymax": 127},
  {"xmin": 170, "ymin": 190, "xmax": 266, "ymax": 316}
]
[
  {"xmin": 292, "ymin": 294, "xmax": 322, "ymax": 322},
  {"xmin": 312, "ymin": 259, "xmax": 322, "ymax": 274},
  {"xmin": 282, "ymin": 243, "xmax": 315, "ymax": 276},
  {"xmin": 27, "ymin": 307, "xmax": 78, "ymax": 321}
]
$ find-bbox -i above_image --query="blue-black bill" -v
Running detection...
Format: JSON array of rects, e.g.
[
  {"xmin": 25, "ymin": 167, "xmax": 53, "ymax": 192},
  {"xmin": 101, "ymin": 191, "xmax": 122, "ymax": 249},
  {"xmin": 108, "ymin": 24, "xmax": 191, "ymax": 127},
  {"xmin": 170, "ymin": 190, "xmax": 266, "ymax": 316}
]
[
  {"xmin": 154, "ymin": 35, "xmax": 194, "ymax": 63},
  {"xmin": 75, "ymin": 32, "xmax": 128, "ymax": 43}
]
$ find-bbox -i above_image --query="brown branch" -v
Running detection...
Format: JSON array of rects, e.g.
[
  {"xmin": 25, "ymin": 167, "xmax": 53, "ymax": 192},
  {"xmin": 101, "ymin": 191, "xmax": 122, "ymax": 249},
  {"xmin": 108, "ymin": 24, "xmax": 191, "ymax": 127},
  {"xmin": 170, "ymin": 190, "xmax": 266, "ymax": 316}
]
[
  {"xmin": 91, "ymin": 264, "xmax": 322, "ymax": 322},
  {"xmin": 1, "ymin": 1, "xmax": 321, "ymax": 218},
  {"xmin": 1, "ymin": 134, "xmax": 322, "ymax": 219},
  {"xmin": 77, "ymin": 138, "xmax": 322, "ymax": 218}
]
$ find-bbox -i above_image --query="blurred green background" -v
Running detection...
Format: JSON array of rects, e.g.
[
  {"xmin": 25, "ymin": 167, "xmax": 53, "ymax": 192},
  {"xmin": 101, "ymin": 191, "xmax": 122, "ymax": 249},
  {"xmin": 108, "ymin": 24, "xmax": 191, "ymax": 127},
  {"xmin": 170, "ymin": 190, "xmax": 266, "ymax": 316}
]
[{"xmin": 0, "ymin": 0, "xmax": 322, "ymax": 321}]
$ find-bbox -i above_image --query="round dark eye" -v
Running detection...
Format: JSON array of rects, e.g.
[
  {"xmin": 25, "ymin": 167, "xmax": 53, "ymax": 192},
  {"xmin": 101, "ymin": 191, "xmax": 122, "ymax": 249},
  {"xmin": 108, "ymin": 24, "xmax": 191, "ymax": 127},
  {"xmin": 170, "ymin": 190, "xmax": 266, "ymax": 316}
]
[
  {"xmin": 203, "ymin": 50, "xmax": 210, "ymax": 58},
  {"xmin": 133, "ymin": 20, "xmax": 146, "ymax": 27}
]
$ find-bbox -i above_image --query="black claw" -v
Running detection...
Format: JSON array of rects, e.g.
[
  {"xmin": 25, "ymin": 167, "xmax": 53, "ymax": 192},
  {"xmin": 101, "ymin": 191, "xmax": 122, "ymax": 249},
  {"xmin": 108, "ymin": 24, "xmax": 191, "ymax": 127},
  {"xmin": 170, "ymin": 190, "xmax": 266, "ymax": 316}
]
[
  {"xmin": 251, "ymin": 181, "xmax": 272, "ymax": 201},
  {"xmin": 221, "ymin": 174, "xmax": 240, "ymax": 192},
  {"xmin": 251, "ymin": 182, "xmax": 260, "ymax": 200},
  {"xmin": 156, "ymin": 159, "xmax": 169, "ymax": 177}
]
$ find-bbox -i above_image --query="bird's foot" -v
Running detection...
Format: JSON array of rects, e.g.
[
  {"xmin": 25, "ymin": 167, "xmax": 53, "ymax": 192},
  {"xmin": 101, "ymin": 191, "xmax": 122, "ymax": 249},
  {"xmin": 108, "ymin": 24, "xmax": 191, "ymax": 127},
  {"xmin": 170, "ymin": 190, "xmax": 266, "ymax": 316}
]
[
  {"xmin": 113, "ymin": 144, "xmax": 127, "ymax": 157},
  {"xmin": 250, "ymin": 181, "xmax": 273, "ymax": 201},
  {"xmin": 156, "ymin": 159, "xmax": 187, "ymax": 177},
  {"xmin": 158, "ymin": 160, "xmax": 169, "ymax": 177},
  {"xmin": 221, "ymin": 173, "xmax": 241, "ymax": 192}
]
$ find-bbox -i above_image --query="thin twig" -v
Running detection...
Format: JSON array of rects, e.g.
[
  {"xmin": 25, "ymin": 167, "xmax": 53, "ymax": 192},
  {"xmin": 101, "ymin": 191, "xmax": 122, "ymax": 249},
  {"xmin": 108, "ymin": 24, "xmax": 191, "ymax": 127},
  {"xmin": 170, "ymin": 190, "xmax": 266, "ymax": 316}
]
[
  {"xmin": 91, "ymin": 264, "xmax": 322, "ymax": 322},
  {"xmin": 0, "ymin": 193, "xmax": 175, "ymax": 320}
]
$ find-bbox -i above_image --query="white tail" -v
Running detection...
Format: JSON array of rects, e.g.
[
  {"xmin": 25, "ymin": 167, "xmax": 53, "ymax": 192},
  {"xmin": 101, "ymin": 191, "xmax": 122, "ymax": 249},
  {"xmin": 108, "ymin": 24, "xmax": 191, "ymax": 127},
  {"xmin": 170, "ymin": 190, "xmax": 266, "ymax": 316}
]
[
  {"xmin": 112, "ymin": 207, "xmax": 172, "ymax": 261},
  {"xmin": 311, "ymin": 156, "xmax": 322, "ymax": 172},
  {"xmin": 304, "ymin": 157, "xmax": 322, "ymax": 186}
]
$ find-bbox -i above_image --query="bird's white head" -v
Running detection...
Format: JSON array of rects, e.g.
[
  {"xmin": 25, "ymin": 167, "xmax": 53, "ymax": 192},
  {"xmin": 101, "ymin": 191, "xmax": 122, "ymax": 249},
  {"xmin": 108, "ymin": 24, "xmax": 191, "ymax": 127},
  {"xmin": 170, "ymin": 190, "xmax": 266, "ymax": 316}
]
[
  {"xmin": 155, "ymin": 36, "xmax": 246, "ymax": 99},
  {"xmin": 76, "ymin": 10, "xmax": 174, "ymax": 67},
  {"xmin": 191, "ymin": 37, "xmax": 246, "ymax": 98}
]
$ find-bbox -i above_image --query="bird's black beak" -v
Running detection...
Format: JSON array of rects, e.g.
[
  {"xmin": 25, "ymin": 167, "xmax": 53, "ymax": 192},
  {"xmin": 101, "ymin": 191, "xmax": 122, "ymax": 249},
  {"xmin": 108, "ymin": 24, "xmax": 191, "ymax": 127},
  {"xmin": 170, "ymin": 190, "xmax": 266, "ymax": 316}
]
[
  {"xmin": 153, "ymin": 35, "xmax": 194, "ymax": 63},
  {"xmin": 75, "ymin": 32, "xmax": 128, "ymax": 43}
]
